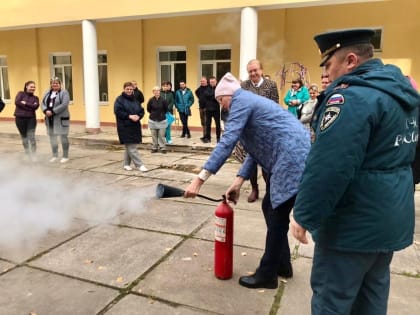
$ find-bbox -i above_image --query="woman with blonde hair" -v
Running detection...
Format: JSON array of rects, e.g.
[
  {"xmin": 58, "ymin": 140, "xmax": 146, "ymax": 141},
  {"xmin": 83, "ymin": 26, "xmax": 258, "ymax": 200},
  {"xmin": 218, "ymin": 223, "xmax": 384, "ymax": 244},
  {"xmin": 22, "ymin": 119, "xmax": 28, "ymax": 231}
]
[
  {"xmin": 147, "ymin": 86, "xmax": 168, "ymax": 153},
  {"xmin": 299, "ymin": 84, "xmax": 319, "ymax": 131},
  {"xmin": 41, "ymin": 77, "xmax": 70, "ymax": 163}
]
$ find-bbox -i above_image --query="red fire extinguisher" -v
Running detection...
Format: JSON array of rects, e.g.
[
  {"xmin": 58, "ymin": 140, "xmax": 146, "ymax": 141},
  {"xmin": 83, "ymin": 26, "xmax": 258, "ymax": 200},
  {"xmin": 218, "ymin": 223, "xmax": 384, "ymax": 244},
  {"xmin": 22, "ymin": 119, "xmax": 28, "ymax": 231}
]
[{"xmin": 214, "ymin": 196, "xmax": 234, "ymax": 279}]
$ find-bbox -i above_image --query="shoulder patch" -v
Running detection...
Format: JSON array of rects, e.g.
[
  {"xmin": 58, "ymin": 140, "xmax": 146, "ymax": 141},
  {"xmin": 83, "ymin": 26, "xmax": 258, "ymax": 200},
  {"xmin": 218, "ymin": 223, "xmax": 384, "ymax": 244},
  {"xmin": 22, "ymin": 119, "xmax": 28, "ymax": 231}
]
[
  {"xmin": 320, "ymin": 106, "xmax": 341, "ymax": 131},
  {"xmin": 326, "ymin": 94, "xmax": 345, "ymax": 106}
]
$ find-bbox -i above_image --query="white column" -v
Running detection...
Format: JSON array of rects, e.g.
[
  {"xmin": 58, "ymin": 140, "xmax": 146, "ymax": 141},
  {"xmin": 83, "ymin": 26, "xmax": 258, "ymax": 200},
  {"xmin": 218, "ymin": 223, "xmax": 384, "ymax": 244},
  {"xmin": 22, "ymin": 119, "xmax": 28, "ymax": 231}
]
[
  {"xmin": 82, "ymin": 20, "xmax": 100, "ymax": 132},
  {"xmin": 239, "ymin": 7, "xmax": 258, "ymax": 81}
]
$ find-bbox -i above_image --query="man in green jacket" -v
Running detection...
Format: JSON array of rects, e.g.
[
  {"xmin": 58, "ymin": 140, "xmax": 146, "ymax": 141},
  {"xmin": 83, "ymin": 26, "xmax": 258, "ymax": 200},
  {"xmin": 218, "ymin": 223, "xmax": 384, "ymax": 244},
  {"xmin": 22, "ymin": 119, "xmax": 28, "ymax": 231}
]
[{"xmin": 291, "ymin": 29, "xmax": 420, "ymax": 315}]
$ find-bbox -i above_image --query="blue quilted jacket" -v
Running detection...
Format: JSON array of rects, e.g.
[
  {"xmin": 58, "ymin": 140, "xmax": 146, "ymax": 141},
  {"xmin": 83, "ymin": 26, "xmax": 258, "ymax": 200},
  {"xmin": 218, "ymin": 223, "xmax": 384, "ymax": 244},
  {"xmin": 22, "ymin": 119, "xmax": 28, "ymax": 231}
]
[{"xmin": 203, "ymin": 89, "xmax": 311, "ymax": 208}]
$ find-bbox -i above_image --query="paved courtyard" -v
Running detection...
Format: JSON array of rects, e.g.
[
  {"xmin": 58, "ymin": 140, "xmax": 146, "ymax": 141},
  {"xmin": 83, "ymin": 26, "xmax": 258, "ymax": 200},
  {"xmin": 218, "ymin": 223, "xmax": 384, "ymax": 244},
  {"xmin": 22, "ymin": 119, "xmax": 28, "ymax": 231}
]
[{"xmin": 0, "ymin": 122, "xmax": 418, "ymax": 314}]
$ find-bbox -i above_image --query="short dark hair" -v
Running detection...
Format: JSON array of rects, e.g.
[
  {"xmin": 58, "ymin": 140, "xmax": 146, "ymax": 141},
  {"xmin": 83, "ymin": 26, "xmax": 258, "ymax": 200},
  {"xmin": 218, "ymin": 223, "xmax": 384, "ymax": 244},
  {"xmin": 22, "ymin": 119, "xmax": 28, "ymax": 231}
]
[
  {"xmin": 291, "ymin": 78, "xmax": 304, "ymax": 87},
  {"xmin": 123, "ymin": 81, "xmax": 133, "ymax": 88},
  {"xmin": 337, "ymin": 43, "xmax": 374, "ymax": 61}
]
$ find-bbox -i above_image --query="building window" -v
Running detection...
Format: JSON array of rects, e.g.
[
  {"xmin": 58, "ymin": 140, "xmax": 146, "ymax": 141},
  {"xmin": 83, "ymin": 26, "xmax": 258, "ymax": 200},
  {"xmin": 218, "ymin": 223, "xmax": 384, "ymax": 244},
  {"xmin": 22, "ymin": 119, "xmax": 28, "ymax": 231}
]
[
  {"xmin": 371, "ymin": 28, "xmax": 383, "ymax": 52},
  {"xmin": 158, "ymin": 48, "xmax": 186, "ymax": 88},
  {"xmin": 50, "ymin": 54, "xmax": 73, "ymax": 101},
  {"xmin": 200, "ymin": 47, "xmax": 231, "ymax": 81},
  {"xmin": 98, "ymin": 53, "xmax": 108, "ymax": 103},
  {"xmin": 0, "ymin": 56, "xmax": 10, "ymax": 100}
]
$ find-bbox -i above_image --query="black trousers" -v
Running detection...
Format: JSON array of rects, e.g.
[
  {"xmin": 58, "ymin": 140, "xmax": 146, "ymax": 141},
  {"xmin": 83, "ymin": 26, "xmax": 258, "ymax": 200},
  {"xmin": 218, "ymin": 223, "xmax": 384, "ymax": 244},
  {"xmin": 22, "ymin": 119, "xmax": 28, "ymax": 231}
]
[
  {"xmin": 257, "ymin": 176, "xmax": 296, "ymax": 278},
  {"xmin": 179, "ymin": 112, "xmax": 190, "ymax": 136},
  {"xmin": 204, "ymin": 110, "xmax": 221, "ymax": 140},
  {"xmin": 15, "ymin": 116, "xmax": 37, "ymax": 154}
]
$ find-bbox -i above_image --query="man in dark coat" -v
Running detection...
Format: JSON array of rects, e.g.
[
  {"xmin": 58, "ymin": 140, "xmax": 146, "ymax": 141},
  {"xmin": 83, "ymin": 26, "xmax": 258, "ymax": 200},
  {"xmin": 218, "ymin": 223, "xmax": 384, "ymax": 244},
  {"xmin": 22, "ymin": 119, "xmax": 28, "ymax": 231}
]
[{"xmin": 201, "ymin": 76, "xmax": 221, "ymax": 143}]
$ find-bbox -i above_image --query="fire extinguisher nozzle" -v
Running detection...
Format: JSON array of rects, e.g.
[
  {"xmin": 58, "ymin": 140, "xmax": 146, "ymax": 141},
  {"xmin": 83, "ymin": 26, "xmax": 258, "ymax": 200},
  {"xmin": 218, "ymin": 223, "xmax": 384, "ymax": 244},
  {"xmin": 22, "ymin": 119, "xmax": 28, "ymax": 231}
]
[{"xmin": 156, "ymin": 183, "xmax": 185, "ymax": 199}]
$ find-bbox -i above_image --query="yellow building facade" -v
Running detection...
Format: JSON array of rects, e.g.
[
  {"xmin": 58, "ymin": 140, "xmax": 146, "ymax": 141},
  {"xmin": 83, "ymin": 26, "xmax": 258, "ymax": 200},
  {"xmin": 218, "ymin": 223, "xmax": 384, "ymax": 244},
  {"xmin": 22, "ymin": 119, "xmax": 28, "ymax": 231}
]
[{"xmin": 0, "ymin": 0, "xmax": 418, "ymax": 129}]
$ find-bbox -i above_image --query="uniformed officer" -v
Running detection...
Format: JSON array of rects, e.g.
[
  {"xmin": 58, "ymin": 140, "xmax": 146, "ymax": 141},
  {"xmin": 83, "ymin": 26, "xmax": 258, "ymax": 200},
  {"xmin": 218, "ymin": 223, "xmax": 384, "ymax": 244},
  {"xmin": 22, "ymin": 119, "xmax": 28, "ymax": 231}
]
[{"xmin": 291, "ymin": 29, "xmax": 420, "ymax": 315}]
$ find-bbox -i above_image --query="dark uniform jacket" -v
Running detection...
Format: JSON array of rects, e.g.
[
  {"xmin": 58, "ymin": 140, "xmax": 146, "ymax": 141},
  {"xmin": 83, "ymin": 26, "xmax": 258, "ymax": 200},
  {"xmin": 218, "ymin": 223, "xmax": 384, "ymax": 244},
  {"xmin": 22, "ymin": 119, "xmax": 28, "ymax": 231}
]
[{"xmin": 294, "ymin": 59, "xmax": 420, "ymax": 252}]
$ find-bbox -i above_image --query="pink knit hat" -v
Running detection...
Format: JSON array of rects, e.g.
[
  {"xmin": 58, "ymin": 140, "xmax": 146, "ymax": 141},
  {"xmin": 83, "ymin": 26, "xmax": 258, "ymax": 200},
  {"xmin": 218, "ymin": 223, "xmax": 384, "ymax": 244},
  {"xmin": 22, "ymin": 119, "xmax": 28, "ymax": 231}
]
[{"xmin": 215, "ymin": 72, "xmax": 241, "ymax": 98}]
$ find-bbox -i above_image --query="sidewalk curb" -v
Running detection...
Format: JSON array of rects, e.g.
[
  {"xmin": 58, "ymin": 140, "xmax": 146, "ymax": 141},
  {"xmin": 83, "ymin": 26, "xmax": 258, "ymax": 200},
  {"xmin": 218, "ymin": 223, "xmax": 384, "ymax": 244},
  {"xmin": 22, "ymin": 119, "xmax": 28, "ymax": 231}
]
[{"xmin": 1, "ymin": 132, "xmax": 215, "ymax": 154}]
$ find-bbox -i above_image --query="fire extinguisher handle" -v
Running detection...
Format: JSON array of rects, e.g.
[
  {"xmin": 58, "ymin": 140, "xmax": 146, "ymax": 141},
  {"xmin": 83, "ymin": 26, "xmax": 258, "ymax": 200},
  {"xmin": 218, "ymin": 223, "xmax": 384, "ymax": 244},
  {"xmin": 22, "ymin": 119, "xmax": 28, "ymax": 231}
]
[{"xmin": 196, "ymin": 194, "xmax": 224, "ymax": 202}]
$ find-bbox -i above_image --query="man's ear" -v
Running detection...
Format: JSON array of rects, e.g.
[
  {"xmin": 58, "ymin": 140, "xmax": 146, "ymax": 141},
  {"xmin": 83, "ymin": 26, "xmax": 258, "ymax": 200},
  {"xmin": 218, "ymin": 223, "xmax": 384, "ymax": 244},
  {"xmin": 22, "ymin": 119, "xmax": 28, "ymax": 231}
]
[{"xmin": 346, "ymin": 53, "xmax": 359, "ymax": 71}]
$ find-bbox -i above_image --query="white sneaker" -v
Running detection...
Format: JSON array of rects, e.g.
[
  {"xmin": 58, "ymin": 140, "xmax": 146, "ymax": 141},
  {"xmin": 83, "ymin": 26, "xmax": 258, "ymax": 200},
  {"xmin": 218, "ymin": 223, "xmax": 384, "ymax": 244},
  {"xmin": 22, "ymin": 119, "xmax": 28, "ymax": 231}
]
[
  {"xmin": 49, "ymin": 157, "xmax": 57, "ymax": 163},
  {"xmin": 139, "ymin": 165, "xmax": 148, "ymax": 172},
  {"xmin": 60, "ymin": 158, "xmax": 69, "ymax": 163},
  {"xmin": 123, "ymin": 165, "xmax": 133, "ymax": 171},
  {"xmin": 167, "ymin": 140, "xmax": 173, "ymax": 145}
]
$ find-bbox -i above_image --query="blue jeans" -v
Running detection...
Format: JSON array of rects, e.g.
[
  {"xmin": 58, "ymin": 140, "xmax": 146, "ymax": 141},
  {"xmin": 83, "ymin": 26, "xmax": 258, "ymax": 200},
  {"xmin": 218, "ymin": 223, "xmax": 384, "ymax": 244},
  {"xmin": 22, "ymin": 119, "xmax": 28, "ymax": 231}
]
[{"xmin": 311, "ymin": 245, "xmax": 393, "ymax": 315}]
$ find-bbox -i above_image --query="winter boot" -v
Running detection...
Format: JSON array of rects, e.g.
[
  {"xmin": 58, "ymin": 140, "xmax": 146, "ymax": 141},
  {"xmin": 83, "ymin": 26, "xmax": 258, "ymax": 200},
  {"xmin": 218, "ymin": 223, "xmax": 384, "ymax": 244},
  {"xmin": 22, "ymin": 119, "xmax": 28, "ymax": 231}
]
[{"xmin": 247, "ymin": 184, "xmax": 259, "ymax": 203}]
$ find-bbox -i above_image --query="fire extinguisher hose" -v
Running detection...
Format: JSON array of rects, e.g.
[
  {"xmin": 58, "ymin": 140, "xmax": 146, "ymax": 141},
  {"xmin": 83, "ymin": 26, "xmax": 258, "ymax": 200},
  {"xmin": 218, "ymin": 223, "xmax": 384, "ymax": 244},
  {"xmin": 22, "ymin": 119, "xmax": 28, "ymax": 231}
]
[{"xmin": 196, "ymin": 194, "xmax": 223, "ymax": 202}]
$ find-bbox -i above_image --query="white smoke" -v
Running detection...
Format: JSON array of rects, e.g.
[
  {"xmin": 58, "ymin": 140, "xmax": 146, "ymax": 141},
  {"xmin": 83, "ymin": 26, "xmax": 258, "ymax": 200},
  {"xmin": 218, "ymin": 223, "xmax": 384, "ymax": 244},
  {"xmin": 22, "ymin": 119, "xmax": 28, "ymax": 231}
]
[{"xmin": 0, "ymin": 160, "xmax": 153, "ymax": 250}]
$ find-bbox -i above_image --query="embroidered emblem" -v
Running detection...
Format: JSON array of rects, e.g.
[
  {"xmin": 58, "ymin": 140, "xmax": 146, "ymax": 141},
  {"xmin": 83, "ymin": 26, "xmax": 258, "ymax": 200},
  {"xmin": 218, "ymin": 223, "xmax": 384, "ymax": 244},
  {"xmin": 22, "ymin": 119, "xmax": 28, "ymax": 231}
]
[
  {"xmin": 326, "ymin": 94, "xmax": 345, "ymax": 106},
  {"xmin": 320, "ymin": 106, "xmax": 341, "ymax": 131}
]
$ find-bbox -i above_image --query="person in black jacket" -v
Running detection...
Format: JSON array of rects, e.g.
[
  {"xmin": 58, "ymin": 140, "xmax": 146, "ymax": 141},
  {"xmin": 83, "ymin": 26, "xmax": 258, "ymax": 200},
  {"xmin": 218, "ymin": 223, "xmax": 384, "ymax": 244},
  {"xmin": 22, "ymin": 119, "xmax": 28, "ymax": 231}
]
[
  {"xmin": 114, "ymin": 82, "xmax": 148, "ymax": 172},
  {"xmin": 131, "ymin": 80, "xmax": 145, "ymax": 107},
  {"xmin": 147, "ymin": 86, "xmax": 168, "ymax": 154},
  {"xmin": 195, "ymin": 76, "xmax": 208, "ymax": 139},
  {"xmin": 202, "ymin": 76, "xmax": 221, "ymax": 143}
]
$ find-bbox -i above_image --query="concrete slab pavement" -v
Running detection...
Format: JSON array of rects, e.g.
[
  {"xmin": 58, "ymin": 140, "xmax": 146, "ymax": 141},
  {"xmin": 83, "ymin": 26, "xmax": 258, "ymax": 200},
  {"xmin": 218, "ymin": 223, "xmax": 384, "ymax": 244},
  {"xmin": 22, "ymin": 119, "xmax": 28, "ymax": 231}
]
[{"xmin": 0, "ymin": 120, "xmax": 419, "ymax": 315}]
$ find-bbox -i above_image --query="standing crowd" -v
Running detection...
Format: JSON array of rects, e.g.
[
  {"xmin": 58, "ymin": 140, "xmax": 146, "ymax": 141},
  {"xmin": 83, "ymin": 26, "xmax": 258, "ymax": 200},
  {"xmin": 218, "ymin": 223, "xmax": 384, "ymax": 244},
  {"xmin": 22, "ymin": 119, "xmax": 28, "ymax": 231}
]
[{"xmin": 1, "ymin": 27, "xmax": 419, "ymax": 315}]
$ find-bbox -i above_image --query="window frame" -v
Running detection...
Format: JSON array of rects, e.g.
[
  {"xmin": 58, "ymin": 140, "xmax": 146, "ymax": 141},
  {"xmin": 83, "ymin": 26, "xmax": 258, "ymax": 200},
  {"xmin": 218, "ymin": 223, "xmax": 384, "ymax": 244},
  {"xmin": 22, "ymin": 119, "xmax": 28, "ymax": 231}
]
[
  {"xmin": 157, "ymin": 46, "xmax": 187, "ymax": 87},
  {"xmin": 49, "ymin": 52, "xmax": 73, "ymax": 102},
  {"xmin": 97, "ymin": 50, "xmax": 109, "ymax": 105},
  {"xmin": 0, "ymin": 55, "xmax": 10, "ymax": 101},
  {"xmin": 371, "ymin": 27, "xmax": 383, "ymax": 52},
  {"xmin": 198, "ymin": 44, "xmax": 232, "ymax": 81}
]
